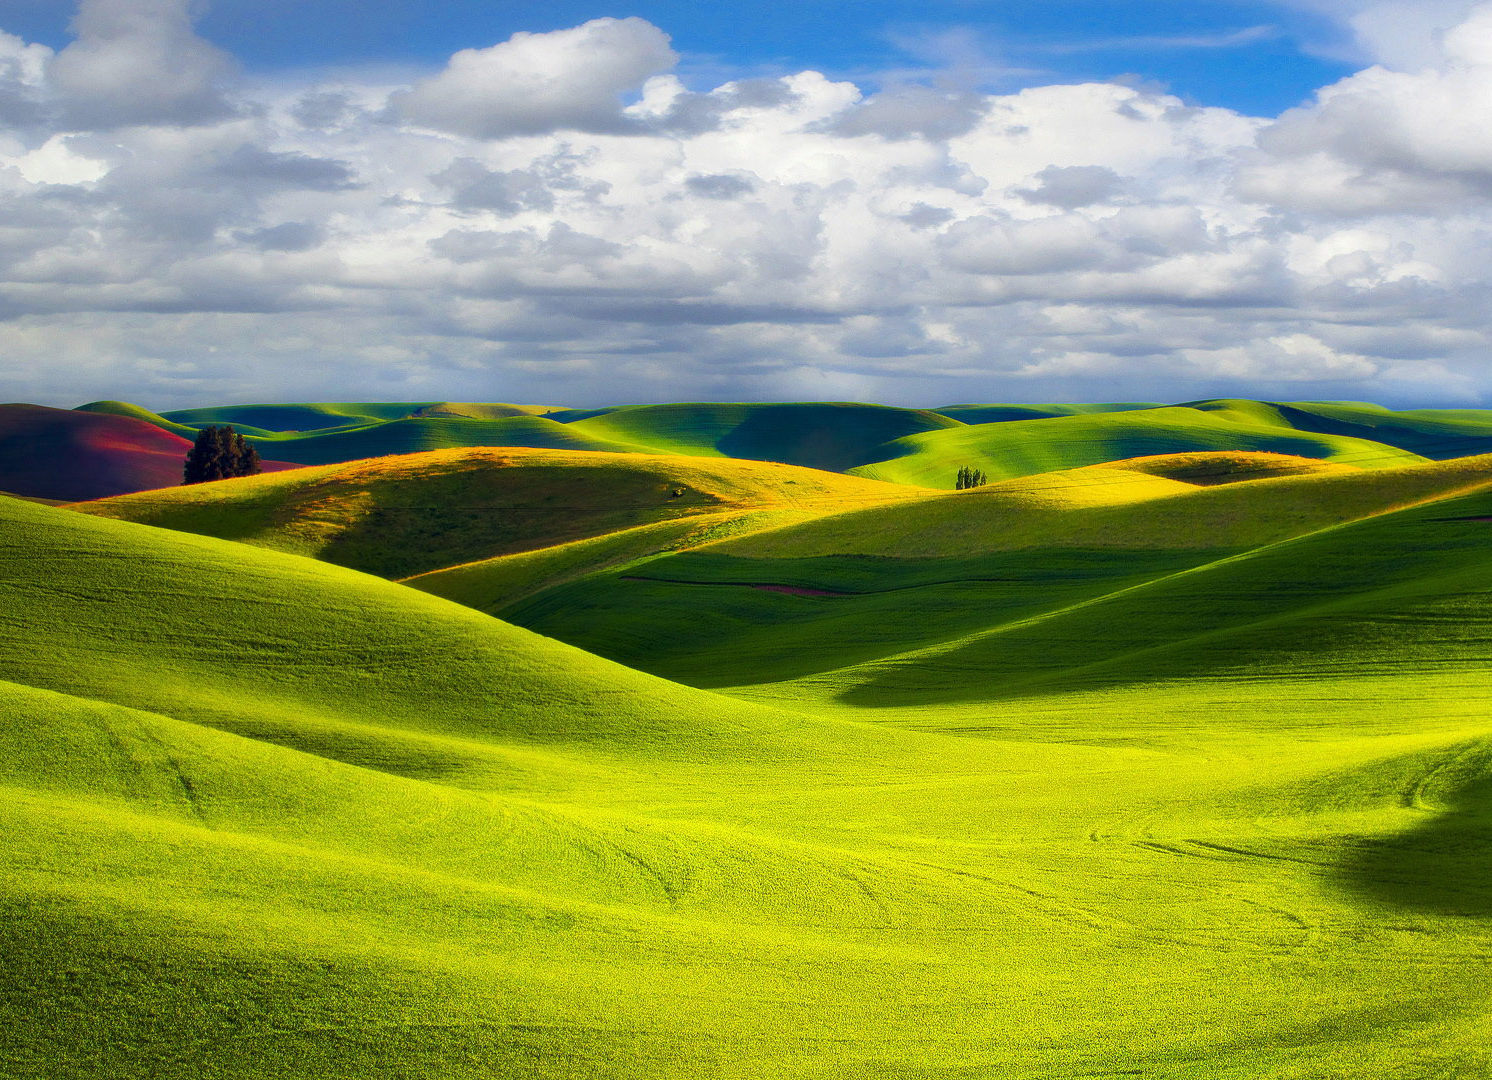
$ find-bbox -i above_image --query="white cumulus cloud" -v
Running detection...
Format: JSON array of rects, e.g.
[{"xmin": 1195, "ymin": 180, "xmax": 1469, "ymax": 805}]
[
  {"xmin": 2, "ymin": 3, "xmax": 1492, "ymax": 408},
  {"xmin": 46, "ymin": 0, "xmax": 237, "ymax": 129},
  {"xmin": 391, "ymin": 17, "xmax": 677, "ymax": 139}
]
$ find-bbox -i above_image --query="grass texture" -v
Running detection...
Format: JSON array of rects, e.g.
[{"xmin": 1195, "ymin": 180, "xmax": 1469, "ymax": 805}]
[{"xmin": 6, "ymin": 413, "xmax": 1492, "ymax": 1077}]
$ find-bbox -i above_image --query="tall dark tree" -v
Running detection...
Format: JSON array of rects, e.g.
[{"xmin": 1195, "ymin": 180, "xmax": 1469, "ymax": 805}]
[
  {"xmin": 183, "ymin": 425, "xmax": 261, "ymax": 485},
  {"xmin": 955, "ymin": 466, "xmax": 988, "ymax": 490}
]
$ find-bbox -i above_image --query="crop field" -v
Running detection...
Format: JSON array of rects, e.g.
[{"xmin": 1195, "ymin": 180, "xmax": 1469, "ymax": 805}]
[{"xmin": 4, "ymin": 398, "xmax": 1492, "ymax": 1078}]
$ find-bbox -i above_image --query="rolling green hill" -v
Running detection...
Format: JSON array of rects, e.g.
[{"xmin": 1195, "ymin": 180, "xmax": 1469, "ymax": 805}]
[
  {"xmin": 850, "ymin": 404, "xmax": 1429, "ymax": 487},
  {"xmin": 73, "ymin": 400, "xmax": 201, "ymax": 439},
  {"xmin": 8, "ymin": 466, "xmax": 1492, "ymax": 1076},
  {"xmin": 239, "ymin": 415, "xmax": 648, "ymax": 466},
  {"xmin": 563, "ymin": 401, "xmax": 965, "ymax": 471},
  {"xmin": 450, "ymin": 452, "xmax": 1492, "ymax": 687},
  {"xmin": 78, "ymin": 446, "xmax": 925, "ymax": 577},
  {"xmin": 10, "ymin": 400, "xmax": 1492, "ymax": 1078},
  {"xmin": 57, "ymin": 398, "xmax": 1492, "ymax": 487},
  {"xmin": 933, "ymin": 401, "xmax": 1161, "ymax": 423},
  {"xmin": 1271, "ymin": 399, "xmax": 1492, "ymax": 458},
  {"xmin": 159, "ymin": 401, "xmax": 436, "ymax": 432},
  {"xmin": 414, "ymin": 401, "xmax": 568, "ymax": 419}
]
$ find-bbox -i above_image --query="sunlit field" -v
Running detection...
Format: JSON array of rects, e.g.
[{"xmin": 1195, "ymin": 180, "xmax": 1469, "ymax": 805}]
[{"xmin": 0, "ymin": 398, "xmax": 1489, "ymax": 1077}]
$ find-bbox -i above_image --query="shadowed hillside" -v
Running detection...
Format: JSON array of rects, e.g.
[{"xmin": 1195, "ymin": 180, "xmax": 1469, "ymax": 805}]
[
  {"xmin": 160, "ymin": 401, "xmax": 437, "ymax": 432},
  {"xmin": 459, "ymin": 452, "xmax": 1492, "ymax": 686},
  {"xmin": 564, "ymin": 401, "xmax": 965, "ymax": 471},
  {"xmin": 934, "ymin": 401, "xmax": 1161, "ymax": 424},
  {"xmin": 79, "ymin": 446, "xmax": 926, "ymax": 577}
]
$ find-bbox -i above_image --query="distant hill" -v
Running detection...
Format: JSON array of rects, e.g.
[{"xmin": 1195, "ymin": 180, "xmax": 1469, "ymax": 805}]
[
  {"xmin": 849, "ymin": 402, "xmax": 1429, "ymax": 486},
  {"xmin": 559, "ymin": 401, "xmax": 964, "ymax": 472},
  {"xmin": 159, "ymin": 401, "xmax": 438, "ymax": 432},
  {"xmin": 61, "ymin": 398, "xmax": 1492, "ymax": 488},
  {"xmin": 0, "ymin": 403, "xmax": 298, "ymax": 501}
]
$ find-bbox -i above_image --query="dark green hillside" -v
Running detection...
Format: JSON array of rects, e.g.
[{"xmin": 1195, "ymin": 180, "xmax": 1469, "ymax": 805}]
[
  {"xmin": 834, "ymin": 479, "xmax": 1492, "ymax": 708},
  {"xmin": 161, "ymin": 401, "xmax": 435, "ymax": 432},
  {"xmin": 934, "ymin": 402, "xmax": 1161, "ymax": 423},
  {"xmin": 246, "ymin": 414, "xmax": 644, "ymax": 465},
  {"xmin": 566, "ymin": 401, "xmax": 964, "ymax": 471},
  {"xmin": 1273, "ymin": 400, "xmax": 1492, "ymax": 458}
]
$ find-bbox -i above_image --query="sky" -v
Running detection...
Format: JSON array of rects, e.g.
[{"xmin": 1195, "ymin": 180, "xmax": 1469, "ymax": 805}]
[{"xmin": 1, "ymin": 1, "xmax": 1491, "ymax": 408}]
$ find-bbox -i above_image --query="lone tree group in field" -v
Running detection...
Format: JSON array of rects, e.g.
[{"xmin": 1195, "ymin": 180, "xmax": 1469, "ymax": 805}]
[
  {"xmin": 183, "ymin": 425, "xmax": 261, "ymax": 484},
  {"xmin": 955, "ymin": 466, "xmax": 988, "ymax": 490}
]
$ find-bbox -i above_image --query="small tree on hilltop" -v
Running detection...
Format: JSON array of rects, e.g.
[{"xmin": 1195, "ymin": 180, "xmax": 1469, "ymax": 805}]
[
  {"xmin": 955, "ymin": 465, "xmax": 988, "ymax": 490},
  {"xmin": 183, "ymin": 425, "xmax": 261, "ymax": 485}
]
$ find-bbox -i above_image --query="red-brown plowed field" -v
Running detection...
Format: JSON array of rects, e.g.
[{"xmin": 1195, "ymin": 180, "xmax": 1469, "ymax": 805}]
[{"xmin": 0, "ymin": 404, "xmax": 299, "ymax": 501}]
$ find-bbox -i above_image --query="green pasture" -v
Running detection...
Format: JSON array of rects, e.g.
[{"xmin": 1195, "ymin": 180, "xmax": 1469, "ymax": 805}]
[
  {"xmin": 5, "ymin": 408, "xmax": 1492, "ymax": 1077},
  {"xmin": 933, "ymin": 401, "xmax": 1161, "ymax": 423},
  {"xmin": 72, "ymin": 397, "xmax": 1492, "ymax": 483},
  {"xmin": 73, "ymin": 400, "xmax": 201, "ymax": 439},
  {"xmin": 79, "ymin": 447, "xmax": 922, "ymax": 578},
  {"xmin": 561, "ymin": 401, "xmax": 964, "ymax": 472},
  {"xmin": 158, "ymin": 401, "xmax": 436, "ymax": 432},
  {"xmin": 850, "ymin": 404, "xmax": 1430, "ymax": 487}
]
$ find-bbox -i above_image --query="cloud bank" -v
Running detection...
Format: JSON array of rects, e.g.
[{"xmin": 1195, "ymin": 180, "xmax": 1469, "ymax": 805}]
[{"xmin": 2, "ymin": 4, "xmax": 1492, "ymax": 407}]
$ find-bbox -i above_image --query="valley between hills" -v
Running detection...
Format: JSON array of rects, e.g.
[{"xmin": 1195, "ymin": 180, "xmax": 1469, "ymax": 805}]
[{"xmin": 3, "ymin": 396, "xmax": 1492, "ymax": 1078}]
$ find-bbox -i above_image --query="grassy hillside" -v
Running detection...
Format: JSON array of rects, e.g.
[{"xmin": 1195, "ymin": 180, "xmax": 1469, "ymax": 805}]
[
  {"xmin": 73, "ymin": 400, "xmax": 201, "ymax": 439},
  {"xmin": 851, "ymin": 404, "xmax": 1429, "ymax": 487},
  {"xmin": 405, "ymin": 508, "xmax": 823, "ymax": 612},
  {"xmin": 58, "ymin": 398, "xmax": 1492, "ymax": 483},
  {"xmin": 160, "ymin": 401, "xmax": 436, "ymax": 432},
  {"xmin": 816, "ymin": 477, "xmax": 1492, "ymax": 709},
  {"xmin": 933, "ymin": 401, "xmax": 1161, "ymax": 423},
  {"xmin": 1268, "ymin": 400, "xmax": 1492, "ymax": 458},
  {"xmin": 8, "ymin": 471, "xmax": 1492, "ymax": 1077},
  {"xmin": 414, "ymin": 401, "xmax": 568, "ymax": 419},
  {"xmin": 470, "ymin": 453, "xmax": 1492, "ymax": 686},
  {"xmin": 565, "ymin": 401, "xmax": 965, "ymax": 471},
  {"xmin": 240, "ymin": 414, "xmax": 647, "ymax": 465},
  {"xmin": 79, "ymin": 446, "xmax": 925, "ymax": 577}
]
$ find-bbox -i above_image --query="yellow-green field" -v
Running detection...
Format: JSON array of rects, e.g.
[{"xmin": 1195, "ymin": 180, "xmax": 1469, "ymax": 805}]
[{"xmin": 5, "ymin": 399, "xmax": 1492, "ymax": 1078}]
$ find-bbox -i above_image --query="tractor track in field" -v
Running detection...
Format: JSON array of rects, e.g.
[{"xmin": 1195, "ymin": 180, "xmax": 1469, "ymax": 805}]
[
  {"xmin": 1402, "ymin": 740, "xmax": 1489, "ymax": 811},
  {"xmin": 587, "ymin": 833, "xmax": 691, "ymax": 906},
  {"xmin": 1085, "ymin": 839, "xmax": 1329, "ymax": 952},
  {"xmin": 102, "ymin": 715, "xmax": 210, "ymax": 825},
  {"xmin": 1130, "ymin": 838, "xmax": 1335, "ymax": 870},
  {"xmin": 909, "ymin": 860, "xmax": 1144, "ymax": 938}
]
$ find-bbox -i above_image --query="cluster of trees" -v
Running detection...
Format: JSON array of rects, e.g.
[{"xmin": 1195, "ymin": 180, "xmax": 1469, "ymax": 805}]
[
  {"xmin": 183, "ymin": 425, "xmax": 261, "ymax": 484},
  {"xmin": 955, "ymin": 465, "xmax": 988, "ymax": 490}
]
